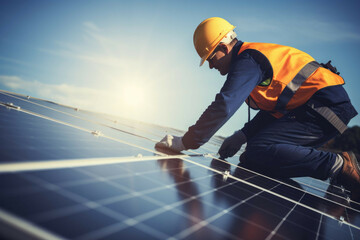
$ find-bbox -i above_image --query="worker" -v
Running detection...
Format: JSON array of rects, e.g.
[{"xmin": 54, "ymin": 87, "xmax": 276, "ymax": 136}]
[{"xmin": 155, "ymin": 17, "xmax": 359, "ymax": 198}]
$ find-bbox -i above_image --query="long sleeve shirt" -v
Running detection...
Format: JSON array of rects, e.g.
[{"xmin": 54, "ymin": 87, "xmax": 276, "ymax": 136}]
[{"xmin": 182, "ymin": 41, "xmax": 358, "ymax": 149}]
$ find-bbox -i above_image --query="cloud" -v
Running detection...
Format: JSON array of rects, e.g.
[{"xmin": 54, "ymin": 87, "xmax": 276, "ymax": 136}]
[
  {"xmin": 294, "ymin": 20, "xmax": 360, "ymax": 42},
  {"xmin": 38, "ymin": 21, "xmax": 135, "ymax": 70},
  {"xmin": 0, "ymin": 75, "xmax": 155, "ymax": 122},
  {"xmin": 83, "ymin": 21, "xmax": 100, "ymax": 32},
  {"xmin": 0, "ymin": 76, "xmax": 24, "ymax": 90},
  {"xmin": 0, "ymin": 57, "xmax": 33, "ymax": 67},
  {"xmin": 38, "ymin": 47, "xmax": 128, "ymax": 68},
  {"xmin": 0, "ymin": 75, "xmax": 96, "ymax": 105}
]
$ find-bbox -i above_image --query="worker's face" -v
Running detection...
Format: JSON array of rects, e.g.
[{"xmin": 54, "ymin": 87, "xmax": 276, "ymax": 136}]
[{"xmin": 207, "ymin": 44, "xmax": 232, "ymax": 76}]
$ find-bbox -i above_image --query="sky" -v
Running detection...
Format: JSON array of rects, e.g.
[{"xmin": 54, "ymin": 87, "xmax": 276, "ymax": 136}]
[{"xmin": 1, "ymin": 0, "xmax": 359, "ymax": 137}]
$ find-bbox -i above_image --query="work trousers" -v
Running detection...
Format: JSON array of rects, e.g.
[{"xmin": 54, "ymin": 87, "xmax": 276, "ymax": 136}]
[{"xmin": 242, "ymin": 105, "xmax": 344, "ymax": 180}]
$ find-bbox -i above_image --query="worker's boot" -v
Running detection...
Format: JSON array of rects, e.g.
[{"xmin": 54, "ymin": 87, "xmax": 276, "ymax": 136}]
[{"xmin": 336, "ymin": 151, "xmax": 360, "ymax": 200}]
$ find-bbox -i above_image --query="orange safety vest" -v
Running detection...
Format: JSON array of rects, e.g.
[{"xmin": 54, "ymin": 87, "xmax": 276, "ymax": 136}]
[{"xmin": 239, "ymin": 42, "xmax": 345, "ymax": 118}]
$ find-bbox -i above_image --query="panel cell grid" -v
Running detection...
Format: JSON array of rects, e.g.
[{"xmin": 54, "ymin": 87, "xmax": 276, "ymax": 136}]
[{"xmin": 1, "ymin": 90, "xmax": 360, "ymax": 240}]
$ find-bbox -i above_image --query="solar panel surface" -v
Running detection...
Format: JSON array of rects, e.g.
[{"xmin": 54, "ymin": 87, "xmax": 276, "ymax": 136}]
[{"xmin": 1, "ymin": 89, "xmax": 360, "ymax": 240}]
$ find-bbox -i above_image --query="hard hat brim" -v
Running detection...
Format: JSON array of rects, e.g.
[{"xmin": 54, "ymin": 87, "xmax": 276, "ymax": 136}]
[{"xmin": 200, "ymin": 56, "xmax": 207, "ymax": 66}]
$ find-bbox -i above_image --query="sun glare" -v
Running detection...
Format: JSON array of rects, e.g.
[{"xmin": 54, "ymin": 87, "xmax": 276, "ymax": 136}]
[{"xmin": 122, "ymin": 84, "xmax": 145, "ymax": 108}]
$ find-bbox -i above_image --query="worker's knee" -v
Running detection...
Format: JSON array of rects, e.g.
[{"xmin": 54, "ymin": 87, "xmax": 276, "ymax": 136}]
[{"xmin": 241, "ymin": 145, "xmax": 275, "ymax": 170}]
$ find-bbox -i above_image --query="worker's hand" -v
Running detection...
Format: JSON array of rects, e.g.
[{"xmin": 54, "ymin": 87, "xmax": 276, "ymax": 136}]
[
  {"xmin": 218, "ymin": 130, "xmax": 247, "ymax": 159},
  {"xmin": 155, "ymin": 135, "xmax": 186, "ymax": 153}
]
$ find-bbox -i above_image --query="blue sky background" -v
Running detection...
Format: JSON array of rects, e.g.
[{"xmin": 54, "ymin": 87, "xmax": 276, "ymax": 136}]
[{"xmin": 1, "ymin": 0, "xmax": 359, "ymax": 137}]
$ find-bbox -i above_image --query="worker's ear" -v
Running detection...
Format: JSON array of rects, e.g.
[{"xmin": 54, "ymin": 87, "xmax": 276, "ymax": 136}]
[{"xmin": 218, "ymin": 43, "xmax": 231, "ymax": 55}]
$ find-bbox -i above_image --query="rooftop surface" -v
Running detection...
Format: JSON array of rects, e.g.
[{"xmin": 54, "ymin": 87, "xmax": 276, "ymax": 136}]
[{"xmin": 0, "ymin": 89, "xmax": 360, "ymax": 240}]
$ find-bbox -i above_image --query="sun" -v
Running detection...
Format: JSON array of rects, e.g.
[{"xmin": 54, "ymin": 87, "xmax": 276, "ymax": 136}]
[{"xmin": 121, "ymin": 84, "xmax": 145, "ymax": 108}]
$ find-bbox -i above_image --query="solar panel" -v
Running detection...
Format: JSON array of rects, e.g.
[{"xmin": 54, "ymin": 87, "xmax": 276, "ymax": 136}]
[{"xmin": 1, "ymin": 89, "xmax": 360, "ymax": 240}]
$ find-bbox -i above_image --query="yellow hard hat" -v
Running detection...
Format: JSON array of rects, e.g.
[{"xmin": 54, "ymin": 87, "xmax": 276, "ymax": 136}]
[{"xmin": 193, "ymin": 17, "xmax": 236, "ymax": 66}]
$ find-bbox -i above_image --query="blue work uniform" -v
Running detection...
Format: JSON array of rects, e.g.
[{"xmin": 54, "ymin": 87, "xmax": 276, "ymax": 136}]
[{"xmin": 182, "ymin": 41, "xmax": 358, "ymax": 180}]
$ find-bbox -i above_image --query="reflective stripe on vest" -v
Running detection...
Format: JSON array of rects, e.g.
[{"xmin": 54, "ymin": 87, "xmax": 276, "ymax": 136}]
[{"xmin": 275, "ymin": 61, "xmax": 320, "ymax": 113}]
